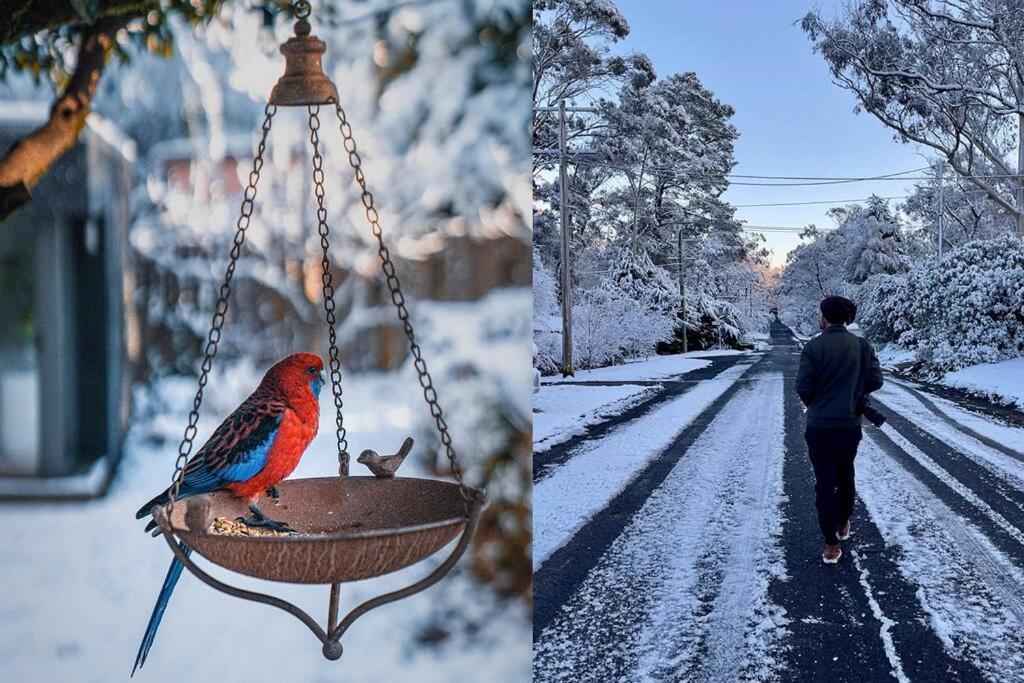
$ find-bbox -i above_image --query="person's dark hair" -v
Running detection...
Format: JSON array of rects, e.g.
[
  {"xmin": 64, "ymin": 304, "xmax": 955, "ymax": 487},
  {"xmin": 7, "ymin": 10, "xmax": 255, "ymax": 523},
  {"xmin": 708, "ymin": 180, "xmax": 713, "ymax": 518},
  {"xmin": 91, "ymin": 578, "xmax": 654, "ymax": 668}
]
[{"xmin": 820, "ymin": 296, "xmax": 857, "ymax": 325}]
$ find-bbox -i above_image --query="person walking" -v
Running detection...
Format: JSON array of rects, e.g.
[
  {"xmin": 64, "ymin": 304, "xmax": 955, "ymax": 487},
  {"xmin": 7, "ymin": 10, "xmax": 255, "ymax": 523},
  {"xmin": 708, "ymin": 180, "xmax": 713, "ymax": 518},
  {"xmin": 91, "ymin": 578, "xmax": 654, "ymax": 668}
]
[{"xmin": 796, "ymin": 296, "xmax": 883, "ymax": 564}]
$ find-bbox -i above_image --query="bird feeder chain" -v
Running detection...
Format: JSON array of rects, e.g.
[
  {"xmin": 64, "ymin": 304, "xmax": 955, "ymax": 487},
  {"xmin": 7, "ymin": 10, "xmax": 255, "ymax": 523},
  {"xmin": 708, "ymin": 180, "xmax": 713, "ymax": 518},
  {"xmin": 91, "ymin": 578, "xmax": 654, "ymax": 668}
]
[
  {"xmin": 168, "ymin": 105, "xmax": 277, "ymax": 509},
  {"xmin": 333, "ymin": 103, "xmax": 471, "ymax": 506},
  {"xmin": 307, "ymin": 105, "xmax": 350, "ymax": 475}
]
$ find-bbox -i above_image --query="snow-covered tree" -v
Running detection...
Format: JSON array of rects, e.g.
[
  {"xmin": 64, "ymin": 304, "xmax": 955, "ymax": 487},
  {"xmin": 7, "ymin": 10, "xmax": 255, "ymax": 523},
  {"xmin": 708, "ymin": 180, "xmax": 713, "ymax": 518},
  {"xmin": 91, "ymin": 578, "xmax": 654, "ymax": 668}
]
[
  {"xmin": 532, "ymin": 249, "xmax": 562, "ymax": 374},
  {"xmin": 572, "ymin": 285, "xmax": 674, "ymax": 369},
  {"xmin": 837, "ymin": 196, "xmax": 910, "ymax": 283},
  {"xmin": 606, "ymin": 246, "xmax": 679, "ymax": 316},
  {"xmin": 803, "ymin": 1, "xmax": 1024, "ymax": 233},
  {"xmin": 781, "ymin": 197, "xmax": 910, "ymax": 332},
  {"xmin": 532, "ymin": 0, "xmax": 653, "ymax": 174}
]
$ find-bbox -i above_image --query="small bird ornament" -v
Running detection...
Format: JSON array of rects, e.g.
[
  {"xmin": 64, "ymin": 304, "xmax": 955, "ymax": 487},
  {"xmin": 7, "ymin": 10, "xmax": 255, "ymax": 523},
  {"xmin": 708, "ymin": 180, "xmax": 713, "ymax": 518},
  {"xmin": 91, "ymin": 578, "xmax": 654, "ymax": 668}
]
[
  {"xmin": 357, "ymin": 436, "xmax": 414, "ymax": 478},
  {"xmin": 132, "ymin": 353, "xmax": 325, "ymax": 675}
]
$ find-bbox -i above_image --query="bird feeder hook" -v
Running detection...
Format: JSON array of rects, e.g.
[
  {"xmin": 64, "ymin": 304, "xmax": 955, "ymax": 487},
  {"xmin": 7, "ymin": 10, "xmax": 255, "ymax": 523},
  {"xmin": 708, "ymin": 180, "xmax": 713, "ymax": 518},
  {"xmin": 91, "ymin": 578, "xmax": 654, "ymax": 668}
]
[{"xmin": 268, "ymin": 0, "xmax": 339, "ymax": 107}]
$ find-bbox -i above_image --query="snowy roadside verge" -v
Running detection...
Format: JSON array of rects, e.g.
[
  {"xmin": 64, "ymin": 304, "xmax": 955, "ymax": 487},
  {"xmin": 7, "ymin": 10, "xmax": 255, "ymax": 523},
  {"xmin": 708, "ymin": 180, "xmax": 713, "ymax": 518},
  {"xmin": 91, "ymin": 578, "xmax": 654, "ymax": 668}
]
[
  {"xmin": 942, "ymin": 358, "xmax": 1024, "ymax": 411},
  {"xmin": 540, "ymin": 353, "xmax": 714, "ymax": 385},
  {"xmin": 874, "ymin": 343, "xmax": 1024, "ymax": 412},
  {"xmin": 533, "ymin": 359, "xmax": 756, "ymax": 570},
  {"xmin": 533, "ymin": 383, "xmax": 659, "ymax": 454}
]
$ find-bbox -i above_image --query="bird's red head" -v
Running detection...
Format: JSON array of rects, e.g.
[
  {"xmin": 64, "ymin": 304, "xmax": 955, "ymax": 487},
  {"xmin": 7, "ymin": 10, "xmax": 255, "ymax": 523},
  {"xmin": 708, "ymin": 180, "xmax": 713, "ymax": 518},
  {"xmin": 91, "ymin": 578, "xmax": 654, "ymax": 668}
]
[{"xmin": 261, "ymin": 353, "xmax": 326, "ymax": 402}]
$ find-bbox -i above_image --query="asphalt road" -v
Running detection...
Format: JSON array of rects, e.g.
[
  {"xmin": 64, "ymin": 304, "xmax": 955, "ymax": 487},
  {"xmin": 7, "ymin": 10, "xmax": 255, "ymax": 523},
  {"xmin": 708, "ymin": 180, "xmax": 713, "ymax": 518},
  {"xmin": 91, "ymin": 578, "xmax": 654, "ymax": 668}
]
[{"xmin": 533, "ymin": 321, "xmax": 1024, "ymax": 682}]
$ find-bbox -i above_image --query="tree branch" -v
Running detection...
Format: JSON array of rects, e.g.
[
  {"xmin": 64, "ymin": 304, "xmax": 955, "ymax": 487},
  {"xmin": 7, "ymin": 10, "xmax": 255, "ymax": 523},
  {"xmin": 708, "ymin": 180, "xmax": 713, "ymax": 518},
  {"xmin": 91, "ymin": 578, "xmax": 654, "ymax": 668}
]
[
  {"xmin": 0, "ymin": 18, "xmax": 120, "ymax": 221},
  {"xmin": 0, "ymin": 0, "xmax": 155, "ymax": 46}
]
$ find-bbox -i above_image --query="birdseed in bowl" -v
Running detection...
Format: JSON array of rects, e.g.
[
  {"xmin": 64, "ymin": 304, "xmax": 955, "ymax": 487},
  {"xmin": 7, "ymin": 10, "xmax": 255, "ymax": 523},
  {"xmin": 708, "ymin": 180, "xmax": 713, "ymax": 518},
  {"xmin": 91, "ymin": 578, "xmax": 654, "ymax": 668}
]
[{"xmin": 209, "ymin": 517, "xmax": 295, "ymax": 537}]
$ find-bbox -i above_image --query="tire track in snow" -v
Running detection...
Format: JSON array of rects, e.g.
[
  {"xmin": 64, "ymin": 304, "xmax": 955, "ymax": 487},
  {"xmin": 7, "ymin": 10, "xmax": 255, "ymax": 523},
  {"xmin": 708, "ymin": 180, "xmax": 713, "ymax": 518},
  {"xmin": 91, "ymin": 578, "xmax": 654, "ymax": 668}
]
[
  {"xmin": 870, "ymin": 423, "xmax": 1024, "ymax": 568},
  {"xmin": 533, "ymin": 354, "xmax": 751, "ymax": 480},
  {"xmin": 876, "ymin": 383, "xmax": 1024, "ymax": 482},
  {"xmin": 885, "ymin": 378, "xmax": 1024, "ymax": 463},
  {"xmin": 873, "ymin": 391, "xmax": 1024, "ymax": 532},
  {"xmin": 533, "ymin": 372, "xmax": 787, "ymax": 682},
  {"xmin": 532, "ymin": 358, "xmax": 757, "ymax": 571},
  {"xmin": 858, "ymin": 434, "xmax": 1024, "ymax": 679}
]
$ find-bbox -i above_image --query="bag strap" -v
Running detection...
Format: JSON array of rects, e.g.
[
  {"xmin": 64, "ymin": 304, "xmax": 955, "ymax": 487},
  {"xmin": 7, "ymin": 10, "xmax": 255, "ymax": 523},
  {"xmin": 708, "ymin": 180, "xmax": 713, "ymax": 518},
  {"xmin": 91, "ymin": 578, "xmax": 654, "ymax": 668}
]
[{"xmin": 856, "ymin": 336, "xmax": 869, "ymax": 399}]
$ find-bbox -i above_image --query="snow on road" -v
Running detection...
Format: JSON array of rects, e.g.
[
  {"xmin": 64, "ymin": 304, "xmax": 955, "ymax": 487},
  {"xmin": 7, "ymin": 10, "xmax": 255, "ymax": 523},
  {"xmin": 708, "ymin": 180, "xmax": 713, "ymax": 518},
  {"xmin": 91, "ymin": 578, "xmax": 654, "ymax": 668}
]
[
  {"xmin": 534, "ymin": 372, "xmax": 787, "ymax": 681},
  {"xmin": 875, "ymin": 382, "xmax": 1024, "ymax": 488},
  {"xmin": 533, "ymin": 383, "xmax": 657, "ymax": 453},
  {"xmin": 532, "ymin": 359, "xmax": 755, "ymax": 569},
  {"xmin": 885, "ymin": 378, "xmax": 1024, "ymax": 455},
  {"xmin": 533, "ymin": 321, "xmax": 1024, "ymax": 681},
  {"xmin": 857, "ymin": 436, "xmax": 1024, "ymax": 679}
]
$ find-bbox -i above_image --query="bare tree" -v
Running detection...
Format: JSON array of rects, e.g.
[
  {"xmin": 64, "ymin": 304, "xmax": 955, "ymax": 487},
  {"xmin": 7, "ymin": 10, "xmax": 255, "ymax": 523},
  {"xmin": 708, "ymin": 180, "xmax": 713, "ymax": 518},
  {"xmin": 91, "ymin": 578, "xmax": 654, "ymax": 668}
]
[{"xmin": 803, "ymin": 0, "xmax": 1024, "ymax": 233}]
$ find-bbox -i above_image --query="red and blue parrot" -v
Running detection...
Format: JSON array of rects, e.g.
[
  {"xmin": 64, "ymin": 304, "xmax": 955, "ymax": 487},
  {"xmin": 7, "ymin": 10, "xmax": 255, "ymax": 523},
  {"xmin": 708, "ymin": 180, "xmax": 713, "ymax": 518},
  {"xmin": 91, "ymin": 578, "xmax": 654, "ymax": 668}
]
[{"xmin": 132, "ymin": 352, "xmax": 325, "ymax": 675}]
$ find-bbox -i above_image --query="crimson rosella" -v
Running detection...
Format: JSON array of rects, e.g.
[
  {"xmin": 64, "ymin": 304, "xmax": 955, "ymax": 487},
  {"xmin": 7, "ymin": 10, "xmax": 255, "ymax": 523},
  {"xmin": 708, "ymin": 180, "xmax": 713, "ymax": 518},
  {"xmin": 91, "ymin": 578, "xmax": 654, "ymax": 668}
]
[{"xmin": 132, "ymin": 353, "xmax": 325, "ymax": 675}]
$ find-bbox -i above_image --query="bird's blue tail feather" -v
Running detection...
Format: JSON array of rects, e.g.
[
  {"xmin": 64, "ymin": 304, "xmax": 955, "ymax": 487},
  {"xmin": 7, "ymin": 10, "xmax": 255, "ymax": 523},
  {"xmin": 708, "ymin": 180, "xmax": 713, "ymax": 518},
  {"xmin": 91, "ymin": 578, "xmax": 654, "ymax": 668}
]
[{"xmin": 132, "ymin": 542, "xmax": 191, "ymax": 676}]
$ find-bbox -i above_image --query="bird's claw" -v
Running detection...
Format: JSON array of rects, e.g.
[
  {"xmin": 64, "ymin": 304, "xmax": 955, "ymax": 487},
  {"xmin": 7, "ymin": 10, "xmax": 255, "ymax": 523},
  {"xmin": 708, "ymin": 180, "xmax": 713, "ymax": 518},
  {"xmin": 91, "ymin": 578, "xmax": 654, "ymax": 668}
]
[{"xmin": 235, "ymin": 515, "xmax": 294, "ymax": 533}]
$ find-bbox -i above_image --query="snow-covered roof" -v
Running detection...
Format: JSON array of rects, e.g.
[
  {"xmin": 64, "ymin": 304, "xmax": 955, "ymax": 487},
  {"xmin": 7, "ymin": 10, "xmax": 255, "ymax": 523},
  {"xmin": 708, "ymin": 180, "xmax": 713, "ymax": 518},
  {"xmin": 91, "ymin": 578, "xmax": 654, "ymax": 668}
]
[
  {"xmin": 0, "ymin": 101, "xmax": 136, "ymax": 162},
  {"xmin": 0, "ymin": 99, "xmax": 48, "ymax": 123},
  {"xmin": 86, "ymin": 113, "xmax": 137, "ymax": 163}
]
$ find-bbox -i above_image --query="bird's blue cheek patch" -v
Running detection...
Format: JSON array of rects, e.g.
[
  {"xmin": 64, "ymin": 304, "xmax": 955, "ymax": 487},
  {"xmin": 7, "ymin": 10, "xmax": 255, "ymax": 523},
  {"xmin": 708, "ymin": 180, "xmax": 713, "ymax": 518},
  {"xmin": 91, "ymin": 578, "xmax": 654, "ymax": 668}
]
[{"xmin": 310, "ymin": 376, "xmax": 324, "ymax": 398}]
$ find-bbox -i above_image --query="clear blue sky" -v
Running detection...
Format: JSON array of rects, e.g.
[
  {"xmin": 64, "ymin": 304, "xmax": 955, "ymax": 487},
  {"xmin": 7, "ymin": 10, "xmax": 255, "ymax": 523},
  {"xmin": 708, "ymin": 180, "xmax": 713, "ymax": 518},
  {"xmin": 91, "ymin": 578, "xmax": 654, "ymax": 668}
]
[{"xmin": 608, "ymin": 0, "xmax": 929, "ymax": 267}]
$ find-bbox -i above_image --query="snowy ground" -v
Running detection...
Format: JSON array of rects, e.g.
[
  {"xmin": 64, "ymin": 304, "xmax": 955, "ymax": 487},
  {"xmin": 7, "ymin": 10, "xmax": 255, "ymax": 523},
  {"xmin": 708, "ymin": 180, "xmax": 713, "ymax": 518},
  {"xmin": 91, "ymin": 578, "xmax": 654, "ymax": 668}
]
[
  {"xmin": 533, "ymin": 322, "xmax": 1024, "ymax": 681},
  {"xmin": 540, "ymin": 353, "xmax": 713, "ymax": 384},
  {"xmin": 533, "ymin": 353, "xmax": 722, "ymax": 454},
  {"xmin": 875, "ymin": 343, "xmax": 920, "ymax": 369},
  {"xmin": 533, "ymin": 358, "xmax": 754, "ymax": 567},
  {"xmin": 874, "ymin": 343, "xmax": 1024, "ymax": 411},
  {"xmin": 943, "ymin": 357, "xmax": 1024, "ymax": 410},
  {"xmin": 0, "ymin": 293, "xmax": 532, "ymax": 682},
  {"xmin": 533, "ymin": 383, "xmax": 656, "ymax": 453}
]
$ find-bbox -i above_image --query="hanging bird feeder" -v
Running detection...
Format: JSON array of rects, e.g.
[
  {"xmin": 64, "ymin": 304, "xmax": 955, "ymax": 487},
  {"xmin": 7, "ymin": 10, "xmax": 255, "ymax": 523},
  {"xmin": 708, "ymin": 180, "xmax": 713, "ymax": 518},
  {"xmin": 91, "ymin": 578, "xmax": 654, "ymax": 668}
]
[{"xmin": 149, "ymin": 0, "xmax": 485, "ymax": 661}]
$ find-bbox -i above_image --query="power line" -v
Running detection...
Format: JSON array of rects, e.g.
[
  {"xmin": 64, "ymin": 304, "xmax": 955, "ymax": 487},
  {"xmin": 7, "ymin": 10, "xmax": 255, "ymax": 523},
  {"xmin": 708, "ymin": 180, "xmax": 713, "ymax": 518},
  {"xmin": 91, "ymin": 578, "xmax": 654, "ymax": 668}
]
[
  {"xmin": 729, "ymin": 168, "xmax": 927, "ymax": 180},
  {"xmin": 732, "ymin": 195, "xmax": 907, "ymax": 208},
  {"xmin": 740, "ymin": 228, "xmax": 811, "ymax": 235},
  {"xmin": 570, "ymin": 157, "xmax": 1024, "ymax": 186}
]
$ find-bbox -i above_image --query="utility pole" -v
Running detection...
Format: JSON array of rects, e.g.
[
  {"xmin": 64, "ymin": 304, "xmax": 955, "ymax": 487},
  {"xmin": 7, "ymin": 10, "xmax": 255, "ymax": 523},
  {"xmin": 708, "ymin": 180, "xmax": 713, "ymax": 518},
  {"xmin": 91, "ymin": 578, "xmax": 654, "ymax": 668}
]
[
  {"xmin": 535, "ymin": 100, "xmax": 598, "ymax": 377},
  {"xmin": 937, "ymin": 162, "xmax": 945, "ymax": 259},
  {"xmin": 557, "ymin": 99, "xmax": 574, "ymax": 376},
  {"xmin": 677, "ymin": 228, "xmax": 687, "ymax": 354}
]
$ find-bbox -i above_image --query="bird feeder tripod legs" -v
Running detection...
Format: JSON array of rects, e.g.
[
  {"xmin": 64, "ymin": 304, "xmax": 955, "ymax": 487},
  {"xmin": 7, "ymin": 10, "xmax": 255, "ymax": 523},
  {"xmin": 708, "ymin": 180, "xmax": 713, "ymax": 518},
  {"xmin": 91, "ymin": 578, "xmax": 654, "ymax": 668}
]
[
  {"xmin": 151, "ymin": 489, "xmax": 485, "ymax": 661},
  {"xmin": 329, "ymin": 488, "xmax": 485, "ymax": 643}
]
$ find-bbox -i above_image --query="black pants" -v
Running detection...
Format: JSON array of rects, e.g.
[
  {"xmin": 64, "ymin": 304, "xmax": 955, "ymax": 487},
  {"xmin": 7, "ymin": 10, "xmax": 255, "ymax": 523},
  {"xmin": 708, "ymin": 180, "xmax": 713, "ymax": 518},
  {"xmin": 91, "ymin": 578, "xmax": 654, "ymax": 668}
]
[{"xmin": 805, "ymin": 425, "xmax": 862, "ymax": 545}]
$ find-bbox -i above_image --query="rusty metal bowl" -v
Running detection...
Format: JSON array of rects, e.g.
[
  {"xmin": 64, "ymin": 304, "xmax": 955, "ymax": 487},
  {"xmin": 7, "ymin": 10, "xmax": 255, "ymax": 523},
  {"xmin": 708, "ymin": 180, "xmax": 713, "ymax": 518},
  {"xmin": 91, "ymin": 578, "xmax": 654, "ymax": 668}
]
[{"xmin": 164, "ymin": 476, "xmax": 469, "ymax": 584}]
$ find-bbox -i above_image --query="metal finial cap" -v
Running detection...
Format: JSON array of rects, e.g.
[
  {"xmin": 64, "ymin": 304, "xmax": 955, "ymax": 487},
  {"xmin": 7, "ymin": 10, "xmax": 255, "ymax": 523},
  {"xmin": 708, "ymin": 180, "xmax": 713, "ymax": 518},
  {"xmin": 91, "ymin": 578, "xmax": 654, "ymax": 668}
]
[{"xmin": 268, "ymin": 27, "xmax": 338, "ymax": 107}]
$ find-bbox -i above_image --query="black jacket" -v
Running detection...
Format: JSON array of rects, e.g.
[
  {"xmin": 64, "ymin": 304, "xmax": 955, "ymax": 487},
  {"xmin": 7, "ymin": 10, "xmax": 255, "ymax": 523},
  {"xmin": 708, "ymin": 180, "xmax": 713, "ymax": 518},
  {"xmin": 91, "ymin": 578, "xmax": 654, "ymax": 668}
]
[{"xmin": 796, "ymin": 325, "xmax": 883, "ymax": 428}]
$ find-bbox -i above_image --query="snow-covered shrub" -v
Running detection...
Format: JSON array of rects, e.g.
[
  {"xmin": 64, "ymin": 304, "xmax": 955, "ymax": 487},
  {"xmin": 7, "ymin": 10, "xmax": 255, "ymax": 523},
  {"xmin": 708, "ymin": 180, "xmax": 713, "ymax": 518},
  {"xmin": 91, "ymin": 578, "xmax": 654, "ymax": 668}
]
[
  {"xmin": 532, "ymin": 251, "xmax": 562, "ymax": 374},
  {"xmin": 912, "ymin": 236, "xmax": 1024, "ymax": 370},
  {"xmin": 572, "ymin": 286, "xmax": 674, "ymax": 369},
  {"xmin": 863, "ymin": 236, "xmax": 1024, "ymax": 372}
]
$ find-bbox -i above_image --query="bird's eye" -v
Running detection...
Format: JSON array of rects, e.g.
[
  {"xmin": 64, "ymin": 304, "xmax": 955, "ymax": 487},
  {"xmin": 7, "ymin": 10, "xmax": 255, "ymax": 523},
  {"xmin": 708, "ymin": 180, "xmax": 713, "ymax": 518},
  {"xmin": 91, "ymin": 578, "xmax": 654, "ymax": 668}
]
[{"xmin": 306, "ymin": 365, "xmax": 317, "ymax": 375}]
